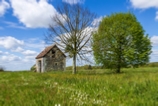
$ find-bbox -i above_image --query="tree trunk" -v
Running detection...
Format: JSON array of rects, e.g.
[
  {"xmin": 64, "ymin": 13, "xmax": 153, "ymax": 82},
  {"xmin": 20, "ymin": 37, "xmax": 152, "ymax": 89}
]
[
  {"xmin": 116, "ymin": 64, "xmax": 121, "ymax": 73},
  {"xmin": 72, "ymin": 54, "xmax": 77, "ymax": 74},
  {"xmin": 116, "ymin": 54, "xmax": 121, "ymax": 73},
  {"xmin": 116, "ymin": 45, "xmax": 121, "ymax": 73}
]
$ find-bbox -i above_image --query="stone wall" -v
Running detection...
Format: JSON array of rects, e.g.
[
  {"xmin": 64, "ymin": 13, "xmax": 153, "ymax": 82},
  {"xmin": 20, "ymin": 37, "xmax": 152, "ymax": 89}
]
[{"xmin": 44, "ymin": 46, "xmax": 66, "ymax": 71}]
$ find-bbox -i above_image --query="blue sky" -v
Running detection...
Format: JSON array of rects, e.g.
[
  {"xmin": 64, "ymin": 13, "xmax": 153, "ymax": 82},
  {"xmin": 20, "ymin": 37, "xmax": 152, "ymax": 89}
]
[{"xmin": 0, "ymin": 0, "xmax": 158, "ymax": 71}]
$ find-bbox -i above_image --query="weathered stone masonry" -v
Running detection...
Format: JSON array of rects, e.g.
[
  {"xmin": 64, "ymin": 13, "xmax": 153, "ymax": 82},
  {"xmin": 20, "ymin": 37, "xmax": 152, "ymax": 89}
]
[{"xmin": 35, "ymin": 44, "xmax": 66, "ymax": 72}]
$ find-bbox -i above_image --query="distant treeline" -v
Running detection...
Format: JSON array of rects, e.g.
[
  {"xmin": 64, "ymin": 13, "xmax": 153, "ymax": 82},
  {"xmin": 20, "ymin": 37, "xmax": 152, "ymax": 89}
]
[
  {"xmin": 145, "ymin": 62, "xmax": 158, "ymax": 67},
  {"xmin": 66, "ymin": 62, "xmax": 158, "ymax": 70},
  {"xmin": 66, "ymin": 65, "xmax": 102, "ymax": 70},
  {"xmin": 30, "ymin": 62, "xmax": 158, "ymax": 72}
]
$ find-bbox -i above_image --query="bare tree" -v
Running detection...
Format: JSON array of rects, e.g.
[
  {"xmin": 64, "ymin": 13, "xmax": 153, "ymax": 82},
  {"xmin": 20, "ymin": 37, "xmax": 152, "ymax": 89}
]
[{"xmin": 46, "ymin": 3, "xmax": 96, "ymax": 74}]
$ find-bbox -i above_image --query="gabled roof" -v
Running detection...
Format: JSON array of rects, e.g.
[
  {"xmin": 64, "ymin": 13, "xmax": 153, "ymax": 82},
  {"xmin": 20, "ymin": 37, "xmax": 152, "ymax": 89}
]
[{"xmin": 35, "ymin": 44, "xmax": 66, "ymax": 59}]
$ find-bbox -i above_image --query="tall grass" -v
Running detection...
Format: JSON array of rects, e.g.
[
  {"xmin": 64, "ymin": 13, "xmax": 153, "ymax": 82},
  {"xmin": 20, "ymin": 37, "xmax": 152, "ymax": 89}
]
[{"xmin": 0, "ymin": 67, "xmax": 158, "ymax": 105}]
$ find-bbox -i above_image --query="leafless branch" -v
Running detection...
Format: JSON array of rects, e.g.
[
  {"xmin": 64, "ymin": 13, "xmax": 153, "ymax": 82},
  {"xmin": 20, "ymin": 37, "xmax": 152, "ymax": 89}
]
[{"xmin": 45, "ymin": 3, "xmax": 96, "ymax": 73}]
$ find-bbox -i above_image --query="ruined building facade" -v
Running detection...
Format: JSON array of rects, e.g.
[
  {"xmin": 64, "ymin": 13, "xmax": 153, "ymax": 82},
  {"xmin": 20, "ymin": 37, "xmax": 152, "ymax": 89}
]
[{"xmin": 35, "ymin": 44, "xmax": 66, "ymax": 72}]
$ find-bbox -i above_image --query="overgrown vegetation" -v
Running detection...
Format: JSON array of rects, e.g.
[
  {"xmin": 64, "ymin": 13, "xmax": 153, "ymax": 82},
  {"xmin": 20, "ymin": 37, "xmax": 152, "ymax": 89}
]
[
  {"xmin": 0, "ymin": 66, "xmax": 5, "ymax": 72},
  {"xmin": 30, "ymin": 64, "xmax": 36, "ymax": 72},
  {"xmin": 1, "ymin": 67, "xmax": 158, "ymax": 105},
  {"xmin": 66, "ymin": 65, "xmax": 95, "ymax": 70}
]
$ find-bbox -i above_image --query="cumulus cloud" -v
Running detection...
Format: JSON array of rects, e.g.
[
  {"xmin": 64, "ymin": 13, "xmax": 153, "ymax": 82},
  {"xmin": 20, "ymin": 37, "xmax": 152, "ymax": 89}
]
[
  {"xmin": 10, "ymin": 0, "xmax": 59, "ymax": 28},
  {"xmin": 0, "ymin": 36, "xmax": 24, "ymax": 50},
  {"xmin": 4, "ymin": 21, "xmax": 26, "ymax": 29},
  {"xmin": 22, "ymin": 50, "xmax": 38, "ymax": 56},
  {"xmin": 150, "ymin": 35, "xmax": 158, "ymax": 62},
  {"xmin": 150, "ymin": 35, "xmax": 158, "ymax": 46},
  {"xmin": 156, "ymin": 11, "xmax": 158, "ymax": 20},
  {"xmin": 130, "ymin": 0, "xmax": 158, "ymax": 9},
  {"xmin": 1, "ymin": 54, "xmax": 21, "ymax": 62},
  {"xmin": 92, "ymin": 16, "xmax": 105, "ymax": 27},
  {"xmin": 0, "ymin": 51, "xmax": 3, "ymax": 55},
  {"xmin": 23, "ymin": 55, "xmax": 36, "ymax": 63},
  {"xmin": 62, "ymin": 0, "xmax": 84, "ymax": 5},
  {"xmin": 130, "ymin": 0, "xmax": 158, "ymax": 20},
  {"xmin": 0, "ymin": 36, "xmax": 47, "ymax": 71},
  {"xmin": 0, "ymin": 0, "xmax": 10, "ymax": 16},
  {"xmin": 0, "ymin": 53, "xmax": 35, "ymax": 71},
  {"xmin": 13, "ymin": 47, "xmax": 24, "ymax": 52},
  {"xmin": 150, "ymin": 49, "xmax": 158, "ymax": 62},
  {"xmin": 151, "ymin": 50, "xmax": 158, "ymax": 56}
]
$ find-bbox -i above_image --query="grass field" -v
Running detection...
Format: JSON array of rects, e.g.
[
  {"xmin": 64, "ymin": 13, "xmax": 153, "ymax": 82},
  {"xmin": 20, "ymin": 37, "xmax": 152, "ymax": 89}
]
[{"xmin": 1, "ymin": 67, "xmax": 158, "ymax": 106}]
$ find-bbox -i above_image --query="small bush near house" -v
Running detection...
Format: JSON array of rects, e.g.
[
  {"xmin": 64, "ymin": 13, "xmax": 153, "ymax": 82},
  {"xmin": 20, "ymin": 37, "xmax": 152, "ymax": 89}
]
[
  {"xmin": 0, "ymin": 66, "xmax": 5, "ymax": 72},
  {"xmin": 30, "ymin": 64, "xmax": 36, "ymax": 72},
  {"xmin": 66, "ymin": 66, "xmax": 73, "ymax": 70},
  {"xmin": 83, "ymin": 65, "xmax": 92, "ymax": 70}
]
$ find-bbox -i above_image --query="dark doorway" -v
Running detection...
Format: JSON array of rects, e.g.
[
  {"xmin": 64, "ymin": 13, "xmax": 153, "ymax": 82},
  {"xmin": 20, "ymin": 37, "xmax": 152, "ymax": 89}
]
[
  {"xmin": 38, "ymin": 60, "xmax": 42, "ymax": 72},
  {"xmin": 54, "ymin": 62, "xmax": 58, "ymax": 70}
]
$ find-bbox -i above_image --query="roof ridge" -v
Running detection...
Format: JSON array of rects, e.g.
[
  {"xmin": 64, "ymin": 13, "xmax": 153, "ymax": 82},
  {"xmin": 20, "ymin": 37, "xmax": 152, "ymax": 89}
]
[
  {"xmin": 35, "ymin": 44, "xmax": 66, "ymax": 59},
  {"xmin": 35, "ymin": 44, "xmax": 56, "ymax": 59}
]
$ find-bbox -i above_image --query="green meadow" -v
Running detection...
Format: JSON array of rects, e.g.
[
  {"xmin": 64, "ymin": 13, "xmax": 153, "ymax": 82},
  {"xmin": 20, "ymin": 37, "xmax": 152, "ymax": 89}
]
[{"xmin": 1, "ymin": 67, "xmax": 158, "ymax": 106}]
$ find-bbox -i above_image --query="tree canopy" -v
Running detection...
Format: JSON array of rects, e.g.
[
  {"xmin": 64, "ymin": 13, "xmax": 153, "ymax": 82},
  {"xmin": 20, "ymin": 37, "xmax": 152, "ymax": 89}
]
[{"xmin": 92, "ymin": 12, "xmax": 152, "ymax": 73}]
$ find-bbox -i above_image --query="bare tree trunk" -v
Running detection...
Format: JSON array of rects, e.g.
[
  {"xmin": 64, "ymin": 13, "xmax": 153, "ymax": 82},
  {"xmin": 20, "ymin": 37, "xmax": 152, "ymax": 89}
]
[
  {"xmin": 46, "ymin": 3, "xmax": 96, "ymax": 74},
  {"xmin": 72, "ymin": 54, "xmax": 77, "ymax": 74}
]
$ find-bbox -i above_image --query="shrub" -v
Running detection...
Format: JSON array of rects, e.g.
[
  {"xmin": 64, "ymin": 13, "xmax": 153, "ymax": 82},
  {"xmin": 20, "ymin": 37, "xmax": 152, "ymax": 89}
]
[
  {"xmin": 30, "ymin": 64, "xmax": 36, "ymax": 72},
  {"xmin": 66, "ymin": 65, "xmax": 103, "ymax": 71},
  {"xmin": 0, "ymin": 66, "xmax": 5, "ymax": 72},
  {"xmin": 66, "ymin": 66, "xmax": 73, "ymax": 70},
  {"xmin": 145, "ymin": 62, "xmax": 158, "ymax": 67},
  {"xmin": 83, "ymin": 65, "xmax": 92, "ymax": 70}
]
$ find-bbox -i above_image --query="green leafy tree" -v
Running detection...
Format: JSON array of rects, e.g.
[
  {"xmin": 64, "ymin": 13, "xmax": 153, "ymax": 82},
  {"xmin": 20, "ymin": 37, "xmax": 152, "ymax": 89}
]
[{"xmin": 92, "ymin": 13, "xmax": 151, "ymax": 73}]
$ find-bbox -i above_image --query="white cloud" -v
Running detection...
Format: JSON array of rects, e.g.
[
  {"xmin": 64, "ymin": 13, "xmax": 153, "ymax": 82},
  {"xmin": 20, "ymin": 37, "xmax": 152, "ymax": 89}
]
[
  {"xmin": 150, "ymin": 35, "xmax": 158, "ymax": 62},
  {"xmin": 151, "ymin": 50, "xmax": 158, "ymax": 56},
  {"xmin": 0, "ymin": 51, "xmax": 3, "ymax": 55},
  {"xmin": 150, "ymin": 49, "xmax": 158, "ymax": 62},
  {"xmin": 23, "ymin": 56, "xmax": 36, "ymax": 63},
  {"xmin": 26, "ymin": 41, "xmax": 47, "ymax": 49},
  {"xmin": 156, "ymin": 11, "xmax": 158, "ymax": 20},
  {"xmin": 25, "ymin": 56, "xmax": 35, "ymax": 60},
  {"xmin": 0, "ymin": 36, "xmax": 24, "ymax": 50},
  {"xmin": 22, "ymin": 50, "xmax": 38, "ymax": 56},
  {"xmin": 0, "ymin": 51, "xmax": 9, "ymax": 55},
  {"xmin": 62, "ymin": 0, "xmax": 84, "ymax": 5},
  {"xmin": 4, "ymin": 21, "xmax": 26, "ymax": 29},
  {"xmin": 130, "ymin": 0, "xmax": 158, "ymax": 20},
  {"xmin": 150, "ymin": 35, "xmax": 158, "ymax": 46},
  {"xmin": 10, "ymin": 0, "xmax": 59, "ymax": 28},
  {"xmin": 13, "ymin": 47, "xmax": 24, "ymax": 52},
  {"xmin": 0, "ymin": 0, "xmax": 10, "ymax": 16},
  {"xmin": 0, "ymin": 53, "xmax": 35, "ymax": 71},
  {"xmin": 1, "ymin": 54, "xmax": 21, "ymax": 62},
  {"xmin": 5, "ymin": 52, "xmax": 9, "ymax": 55},
  {"xmin": 130, "ymin": 0, "xmax": 158, "ymax": 9},
  {"xmin": 92, "ymin": 16, "xmax": 104, "ymax": 27},
  {"xmin": 0, "ymin": 36, "xmax": 47, "ymax": 71}
]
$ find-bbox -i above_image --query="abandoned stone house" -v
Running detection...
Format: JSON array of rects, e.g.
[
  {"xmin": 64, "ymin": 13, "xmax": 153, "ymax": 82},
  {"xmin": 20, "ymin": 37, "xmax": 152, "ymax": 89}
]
[{"xmin": 35, "ymin": 44, "xmax": 66, "ymax": 72}]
